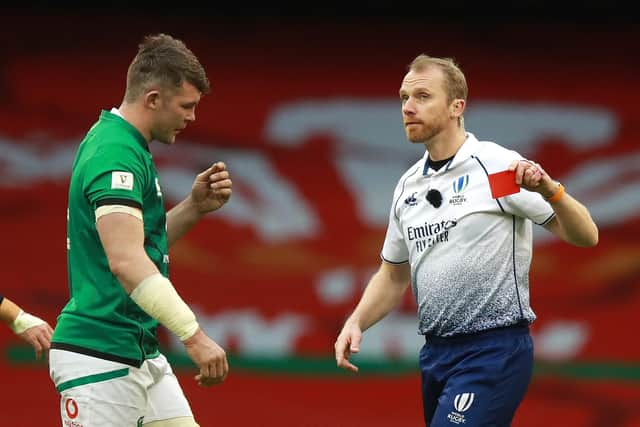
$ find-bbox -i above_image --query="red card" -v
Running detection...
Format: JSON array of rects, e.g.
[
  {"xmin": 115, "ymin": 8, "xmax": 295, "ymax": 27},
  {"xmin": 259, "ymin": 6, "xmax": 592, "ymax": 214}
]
[{"xmin": 488, "ymin": 170, "xmax": 520, "ymax": 199}]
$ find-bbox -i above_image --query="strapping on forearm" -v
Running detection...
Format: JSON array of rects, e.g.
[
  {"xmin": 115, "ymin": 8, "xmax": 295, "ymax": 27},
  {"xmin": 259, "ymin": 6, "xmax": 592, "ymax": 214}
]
[{"xmin": 129, "ymin": 273, "xmax": 199, "ymax": 341}]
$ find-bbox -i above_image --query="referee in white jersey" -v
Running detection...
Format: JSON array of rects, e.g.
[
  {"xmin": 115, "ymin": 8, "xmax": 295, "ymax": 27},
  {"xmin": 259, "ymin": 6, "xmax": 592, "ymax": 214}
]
[{"xmin": 335, "ymin": 54, "xmax": 598, "ymax": 427}]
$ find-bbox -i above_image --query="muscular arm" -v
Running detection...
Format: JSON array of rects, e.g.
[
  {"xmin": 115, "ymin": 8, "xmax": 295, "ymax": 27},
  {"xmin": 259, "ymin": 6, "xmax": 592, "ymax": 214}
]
[
  {"xmin": 166, "ymin": 162, "xmax": 232, "ymax": 248},
  {"xmin": 166, "ymin": 196, "xmax": 203, "ymax": 248},
  {"xmin": 543, "ymin": 190, "xmax": 598, "ymax": 247},
  {"xmin": 97, "ymin": 210, "xmax": 228, "ymax": 385},
  {"xmin": 335, "ymin": 260, "xmax": 411, "ymax": 372},
  {"xmin": 347, "ymin": 261, "xmax": 412, "ymax": 332},
  {"xmin": 96, "ymin": 212, "xmax": 159, "ymax": 293},
  {"xmin": 509, "ymin": 160, "xmax": 598, "ymax": 247}
]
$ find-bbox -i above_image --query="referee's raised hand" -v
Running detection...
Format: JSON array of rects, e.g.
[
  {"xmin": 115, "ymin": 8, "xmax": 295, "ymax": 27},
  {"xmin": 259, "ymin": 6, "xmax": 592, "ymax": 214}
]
[{"xmin": 334, "ymin": 322, "xmax": 362, "ymax": 373}]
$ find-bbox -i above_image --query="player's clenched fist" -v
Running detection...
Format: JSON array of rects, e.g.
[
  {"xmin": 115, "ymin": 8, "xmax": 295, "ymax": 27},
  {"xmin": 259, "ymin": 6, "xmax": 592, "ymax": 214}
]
[
  {"xmin": 508, "ymin": 159, "xmax": 557, "ymax": 197},
  {"xmin": 191, "ymin": 161, "xmax": 233, "ymax": 213},
  {"xmin": 183, "ymin": 328, "xmax": 229, "ymax": 387}
]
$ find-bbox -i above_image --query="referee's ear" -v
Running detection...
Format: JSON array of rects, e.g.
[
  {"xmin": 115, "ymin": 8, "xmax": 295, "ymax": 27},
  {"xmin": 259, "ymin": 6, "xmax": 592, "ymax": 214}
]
[{"xmin": 449, "ymin": 99, "xmax": 465, "ymax": 119}]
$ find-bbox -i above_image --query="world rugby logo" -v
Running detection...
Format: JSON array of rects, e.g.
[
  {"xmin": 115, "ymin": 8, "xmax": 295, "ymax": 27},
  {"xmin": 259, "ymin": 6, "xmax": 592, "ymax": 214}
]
[
  {"xmin": 452, "ymin": 175, "xmax": 469, "ymax": 193},
  {"xmin": 454, "ymin": 392, "xmax": 475, "ymax": 412},
  {"xmin": 449, "ymin": 175, "xmax": 469, "ymax": 206}
]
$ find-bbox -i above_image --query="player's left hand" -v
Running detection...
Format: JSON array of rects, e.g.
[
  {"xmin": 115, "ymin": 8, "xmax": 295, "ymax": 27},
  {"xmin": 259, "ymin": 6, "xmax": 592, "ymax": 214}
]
[
  {"xmin": 19, "ymin": 322, "xmax": 53, "ymax": 360},
  {"xmin": 508, "ymin": 159, "xmax": 556, "ymax": 197},
  {"xmin": 191, "ymin": 162, "xmax": 232, "ymax": 214},
  {"xmin": 334, "ymin": 323, "xmax": 362, "ymax": 373}
]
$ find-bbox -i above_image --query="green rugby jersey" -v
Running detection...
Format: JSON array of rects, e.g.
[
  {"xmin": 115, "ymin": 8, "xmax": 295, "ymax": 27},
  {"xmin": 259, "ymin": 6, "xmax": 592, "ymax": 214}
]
[{"xmin": 52, "ymin": 110, "xmax": 168, "ymax": 367}]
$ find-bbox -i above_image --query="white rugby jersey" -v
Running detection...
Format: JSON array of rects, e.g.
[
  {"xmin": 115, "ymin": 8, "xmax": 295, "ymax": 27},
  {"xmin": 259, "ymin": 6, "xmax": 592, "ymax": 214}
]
[{"xmin": 382, "ymin": 132, "xmax": 555, "ymax": 337}]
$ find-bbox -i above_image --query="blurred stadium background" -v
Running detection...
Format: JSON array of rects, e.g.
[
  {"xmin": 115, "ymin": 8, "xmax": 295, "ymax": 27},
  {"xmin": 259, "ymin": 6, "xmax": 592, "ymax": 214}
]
[{"xmin": 1, "ymin": 4, "xmax": 638, "ymax": 426}]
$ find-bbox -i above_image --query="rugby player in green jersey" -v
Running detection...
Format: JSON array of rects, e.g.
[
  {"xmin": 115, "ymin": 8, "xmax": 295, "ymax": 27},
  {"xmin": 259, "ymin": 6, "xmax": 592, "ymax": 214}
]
[{"xmin": 49, "ymin": 33, "xmax": 232, "ymax": 427}]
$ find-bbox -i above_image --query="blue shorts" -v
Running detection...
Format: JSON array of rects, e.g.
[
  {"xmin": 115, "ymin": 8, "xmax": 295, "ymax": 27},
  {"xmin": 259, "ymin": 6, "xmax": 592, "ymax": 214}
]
[{"xmin": 419, "ymin": 324, "xmax": 533, "ymax": 427}]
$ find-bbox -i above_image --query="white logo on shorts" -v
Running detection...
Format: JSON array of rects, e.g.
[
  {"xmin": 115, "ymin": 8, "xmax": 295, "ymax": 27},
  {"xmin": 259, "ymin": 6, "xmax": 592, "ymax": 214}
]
[
  {"xmin": 454, "ymin": 392, "xmax": 475, "ymax": 412},
  {"xmin": 447, "ymin": 393, "xmax": 475, "ymax": 424}
]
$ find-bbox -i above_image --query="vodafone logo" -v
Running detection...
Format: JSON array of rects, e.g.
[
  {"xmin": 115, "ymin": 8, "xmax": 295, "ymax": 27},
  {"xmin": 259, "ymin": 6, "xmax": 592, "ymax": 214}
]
[{"xmin": 65, "ymin": 398, "xmax": 79, "ymax": 419}]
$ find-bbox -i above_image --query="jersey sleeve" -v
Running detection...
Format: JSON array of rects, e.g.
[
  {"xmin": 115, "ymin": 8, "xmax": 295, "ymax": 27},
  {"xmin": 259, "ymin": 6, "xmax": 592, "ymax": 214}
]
[
  {"xmin": 83, "ymin": 142, "xmax": 148, "ymax": 209},
  {"xmin": 501, "ymin": 186, "xmax": 555, "ymax": 225},
  {"xmin": 495, "ymin": 150, "xmax": 555, "ymax": 225},
  {"xmin": 381, "ymin": 181, "xmax": 410, "ymax": 263}
]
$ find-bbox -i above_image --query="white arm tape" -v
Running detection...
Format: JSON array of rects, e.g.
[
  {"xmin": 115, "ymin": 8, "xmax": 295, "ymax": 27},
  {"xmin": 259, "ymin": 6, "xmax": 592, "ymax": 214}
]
[
  {"xmin": 95, "ymin": 205, "xmax": 143, "ymax": 222},
  {"xmin": 130, "ymin": 273, "xmax": 199, "ymax": 341},
  {"xmin": 10, "ymin": 310, "xmax": 46, "ymax": 335}
]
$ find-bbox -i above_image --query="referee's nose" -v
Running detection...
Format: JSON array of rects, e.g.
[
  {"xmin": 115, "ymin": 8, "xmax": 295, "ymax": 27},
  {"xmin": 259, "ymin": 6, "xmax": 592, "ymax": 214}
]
[{"xmin": 402, "ymin": 97, "xmax": 417, "ymax": 116}]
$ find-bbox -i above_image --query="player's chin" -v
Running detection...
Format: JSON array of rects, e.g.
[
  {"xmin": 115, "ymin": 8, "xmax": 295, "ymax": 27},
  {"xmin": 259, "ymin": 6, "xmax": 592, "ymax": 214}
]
[
  {"xmin": 405, "ymin": 130, "xmax": 425, "ymax": 143},
  {"xmin": 407, "ymin": 135, "xmax": 426, "ymax": 144},
  {"xmin": 155, "ymin": 136, "xmax": 176, "ymax": 145}
]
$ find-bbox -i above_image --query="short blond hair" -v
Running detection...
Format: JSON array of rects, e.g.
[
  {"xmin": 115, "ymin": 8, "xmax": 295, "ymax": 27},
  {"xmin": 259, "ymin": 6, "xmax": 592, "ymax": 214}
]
[{"xmin": 408, "ymin": 54, "xmax": 468, "ymax": 104}]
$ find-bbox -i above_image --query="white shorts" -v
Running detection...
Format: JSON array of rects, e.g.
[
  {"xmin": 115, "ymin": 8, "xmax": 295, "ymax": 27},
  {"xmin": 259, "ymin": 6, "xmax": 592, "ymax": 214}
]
[{"xmin": 49, "ymin": 349, "xmax": 194, "ymax": 426}]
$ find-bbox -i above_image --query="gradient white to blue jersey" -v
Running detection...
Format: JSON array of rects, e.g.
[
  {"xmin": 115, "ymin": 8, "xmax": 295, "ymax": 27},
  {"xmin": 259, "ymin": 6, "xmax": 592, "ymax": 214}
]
[{"xmin": 381, "ymin": 133, "xmax": 555, "ymax": 337}]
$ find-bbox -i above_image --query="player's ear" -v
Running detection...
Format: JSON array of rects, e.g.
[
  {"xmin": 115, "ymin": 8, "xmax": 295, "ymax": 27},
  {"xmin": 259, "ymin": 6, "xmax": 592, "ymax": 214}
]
[
  {"xmin": 144, "ymin": 90, "xmax": 161, "ymax": 111},
  {"xmin": 450, "ymin": 99, "xmax": 465, "ymax": 118}
]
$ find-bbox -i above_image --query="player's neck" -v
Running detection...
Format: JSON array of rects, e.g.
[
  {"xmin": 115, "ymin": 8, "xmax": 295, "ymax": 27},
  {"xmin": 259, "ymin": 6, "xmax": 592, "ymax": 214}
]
[
  {"xmin": 424, "ymin": 126, "xmax": 466, "ymax": 161},
  {"xmin": 118, "ymin": 102, "xmax": 153, "ymax": 142}
]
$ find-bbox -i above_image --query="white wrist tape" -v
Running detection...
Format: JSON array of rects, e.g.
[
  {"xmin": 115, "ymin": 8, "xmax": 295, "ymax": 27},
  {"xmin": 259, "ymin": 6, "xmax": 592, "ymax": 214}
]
[
  {"xmin": 130, "ymin": 273, "xmax": 199, "ymax": 341},
  {"xmin": 10, "ymin": 310, "xmax": 46, "ymax": 335}
]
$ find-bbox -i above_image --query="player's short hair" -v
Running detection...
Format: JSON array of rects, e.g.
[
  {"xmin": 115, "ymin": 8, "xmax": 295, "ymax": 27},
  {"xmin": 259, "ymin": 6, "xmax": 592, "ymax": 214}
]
[
  {"xmin": 408, "ymin": 54, "xmax": 468, "ymax": 104},
  {"xmin": 124, "ymin": 33, "xmax": 210, "ymax": 102}
]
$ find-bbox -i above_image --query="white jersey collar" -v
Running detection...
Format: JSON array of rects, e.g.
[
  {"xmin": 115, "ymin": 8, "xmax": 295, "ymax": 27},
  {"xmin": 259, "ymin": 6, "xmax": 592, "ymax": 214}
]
[
  {"xmin": 422, "ymin": 132, "xmax": 480, "ymax": 176},
  {"xmin": 110, "ymin": 107, "xmax": 124, "ymax": 118}
]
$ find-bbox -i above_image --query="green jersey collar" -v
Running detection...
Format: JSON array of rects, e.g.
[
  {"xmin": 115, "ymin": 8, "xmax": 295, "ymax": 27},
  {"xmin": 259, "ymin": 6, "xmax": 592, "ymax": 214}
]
[{"xmin": 99, "ymin": 110, "xmax": 149, "ymax": 150}]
